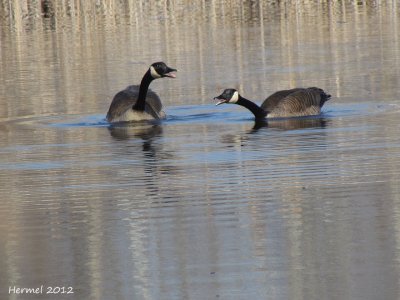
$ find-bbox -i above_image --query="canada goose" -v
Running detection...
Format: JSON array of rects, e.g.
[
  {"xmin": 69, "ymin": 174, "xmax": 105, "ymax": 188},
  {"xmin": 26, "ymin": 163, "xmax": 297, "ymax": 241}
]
[
  {"xmin": 214, "ymin": 87, "xmax": 331, "ymax": 119},
  {"xmin": 106, "ymin": 62, "xmax": 177, "ymax": 122}
]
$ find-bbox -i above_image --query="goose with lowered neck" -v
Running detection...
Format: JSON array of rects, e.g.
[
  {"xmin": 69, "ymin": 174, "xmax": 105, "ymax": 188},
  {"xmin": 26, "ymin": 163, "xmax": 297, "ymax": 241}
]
[
  {"xmin": 106, "ymin": 62, "xmax": 177, "ymax": 123},
  {"xmin": 214, "ymin": 87, "xmax": 331, "ymax": 120}
]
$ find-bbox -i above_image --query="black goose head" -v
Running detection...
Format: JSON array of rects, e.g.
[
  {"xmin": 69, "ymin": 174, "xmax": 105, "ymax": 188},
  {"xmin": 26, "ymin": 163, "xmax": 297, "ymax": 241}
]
[
  {"xmin": 308, "ymin": 87, "xmax": 331, "ymax": 99},
  {"xmin": 214, "ymin": 88, "xmax": 240, "ymax": 105},
  {"xmin": 149, "ymin": 62, "xmax": 177, "ymax": 79}
]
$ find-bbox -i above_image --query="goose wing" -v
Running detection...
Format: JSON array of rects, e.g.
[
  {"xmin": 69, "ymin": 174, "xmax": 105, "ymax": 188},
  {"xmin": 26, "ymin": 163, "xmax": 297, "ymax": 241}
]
[
  {"xmin": 143, "ymin": 89, "xmax": 165, "ymax": 119},
  {"xmin": 106, "ymin": 86, "xmax": 139, "ymax": 121},
  {"xmin": 266, "ymin": 88, "xmax": 330, "ymax": 117},
  {"xmin": 261, "ymin": 88, "xmax": 305, "ymax": 112}
]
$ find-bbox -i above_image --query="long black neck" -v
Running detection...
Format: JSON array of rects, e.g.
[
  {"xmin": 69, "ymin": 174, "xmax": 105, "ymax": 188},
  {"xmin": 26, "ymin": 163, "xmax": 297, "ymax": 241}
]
[
  {"xmin": 237, "ymin": 96, "xmax": 267, "ymax": 119},
  {"xmin": 132, "ymin": 70, "xmax": 154, "ymax": 111}
]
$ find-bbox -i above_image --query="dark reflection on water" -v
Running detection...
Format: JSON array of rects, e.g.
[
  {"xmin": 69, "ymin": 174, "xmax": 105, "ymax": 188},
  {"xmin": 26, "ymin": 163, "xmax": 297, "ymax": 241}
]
[
  {"xmin": 108, "ymin": 123, "xmax": 162, "ymax": 137},
  {"xmin": 251, "ymin": 116, "xmax": 329, "ymax": 131},
  {"xmin": 1, "ymin": 1, "xmax": 400, "ymax": 300}
]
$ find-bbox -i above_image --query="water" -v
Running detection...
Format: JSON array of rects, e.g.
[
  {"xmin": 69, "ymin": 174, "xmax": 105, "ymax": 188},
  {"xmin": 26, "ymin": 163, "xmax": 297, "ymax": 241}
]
[{"xmin": 1, "ymin": 1, "xmax": 400, "ymax": 299}]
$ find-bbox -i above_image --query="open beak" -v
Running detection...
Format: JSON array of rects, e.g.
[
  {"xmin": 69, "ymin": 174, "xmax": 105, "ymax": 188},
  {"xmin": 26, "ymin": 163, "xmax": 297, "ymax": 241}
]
[
  {"xmin": 164, "ymin": 67, "xmax": 177, "ymax": 78},
  {"xmin": 214, "ymin": 97, "xmax": 228, "ymax": 106}
]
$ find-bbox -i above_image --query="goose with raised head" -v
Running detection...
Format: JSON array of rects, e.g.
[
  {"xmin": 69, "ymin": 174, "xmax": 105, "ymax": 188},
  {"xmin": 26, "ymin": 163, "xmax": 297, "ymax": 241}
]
[
  {"xmin": 106, "ymin": 62, "xmax": 177, "ymax": 123},
  {"xmin": 214, "ymin": 87, "xmax": 331, "ymax": 119}
]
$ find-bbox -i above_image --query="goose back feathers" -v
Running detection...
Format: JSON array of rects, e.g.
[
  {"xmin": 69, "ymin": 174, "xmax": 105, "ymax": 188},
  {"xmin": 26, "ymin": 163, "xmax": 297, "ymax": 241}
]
[{"xmin": 262, "ymin": 87, "xmax": 330, "ymax": 118}]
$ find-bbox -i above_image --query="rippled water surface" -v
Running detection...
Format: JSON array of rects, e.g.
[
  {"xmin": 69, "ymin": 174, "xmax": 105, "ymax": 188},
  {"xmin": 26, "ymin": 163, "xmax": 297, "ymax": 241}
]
[{"xmin": 1, "ymin": 1, "xmax": 400, "ymax": 300}]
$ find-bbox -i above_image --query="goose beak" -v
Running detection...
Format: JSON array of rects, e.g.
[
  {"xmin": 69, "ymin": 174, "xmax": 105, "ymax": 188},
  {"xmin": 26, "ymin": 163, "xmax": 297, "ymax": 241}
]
[
  {"xmin": 214, "ymin": 97, "xmax": 227, "ymax": 106},
  {"xmin": 164, "ymin": 67, "xmax": 177, "ymax": 78}
]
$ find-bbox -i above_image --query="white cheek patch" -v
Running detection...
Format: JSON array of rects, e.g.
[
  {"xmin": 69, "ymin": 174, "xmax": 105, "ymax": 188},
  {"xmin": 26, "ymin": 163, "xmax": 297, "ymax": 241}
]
[
  {"xmin": 230, "ymin": 91, "xmax": 239, "ymax": 103},
  {"xmin": 150, "ymin": 66, "xmax": 162, "ymax": 78}
]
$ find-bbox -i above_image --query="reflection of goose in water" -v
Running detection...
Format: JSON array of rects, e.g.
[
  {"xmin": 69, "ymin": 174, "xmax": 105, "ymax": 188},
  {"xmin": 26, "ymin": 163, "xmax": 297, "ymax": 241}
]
[
  {"xmin": 214, "ymin": 87, "xmax": 331, "ymax": 120},
  {"xmin": 106, "ymin": 62, "xmax": 177, "ymax": 123},
  {"xmin": 108, "ymin": 123, "xmax": 162, "ymax": 141},
  {"xmin": 218, "ymin": 119, "xmax": 329, "ymax": 152},
  {"xmin": 252, "ymin": 117, "xmax": 328, "ymax": 131},
  {"xmin": 108, "ymin": 123, "xmax": 164, "ymax": 162},
  {"xmin": 107, "ymin": 123, "xmax": 179, "ymax": 182},
  {"xmin": 219, "ymin": 117, "xmax": 328, "ymax": 145}
]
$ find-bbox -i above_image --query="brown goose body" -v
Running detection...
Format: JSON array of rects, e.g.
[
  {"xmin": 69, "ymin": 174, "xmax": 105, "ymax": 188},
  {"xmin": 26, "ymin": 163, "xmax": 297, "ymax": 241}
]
[{"xmin": 262, "ymin": 87, "xmax": 330, "ymax": 118}]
